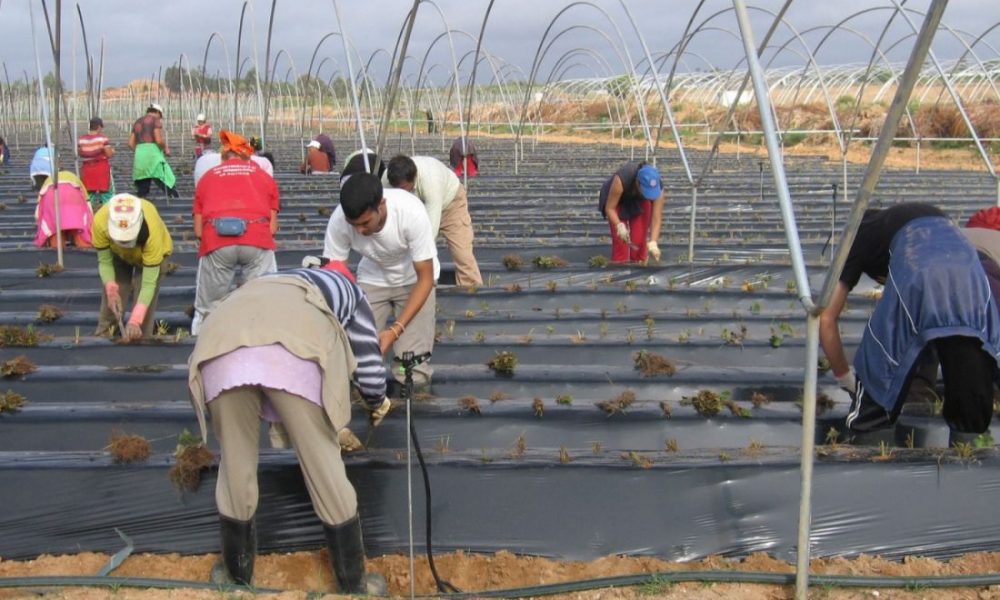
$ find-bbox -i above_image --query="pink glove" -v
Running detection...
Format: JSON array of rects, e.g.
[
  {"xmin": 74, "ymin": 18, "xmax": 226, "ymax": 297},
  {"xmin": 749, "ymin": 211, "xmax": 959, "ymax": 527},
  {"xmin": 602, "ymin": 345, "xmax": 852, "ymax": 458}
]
[{"xmin": 104, "ymin": 282, "xmax": 123, "ymax": 319}]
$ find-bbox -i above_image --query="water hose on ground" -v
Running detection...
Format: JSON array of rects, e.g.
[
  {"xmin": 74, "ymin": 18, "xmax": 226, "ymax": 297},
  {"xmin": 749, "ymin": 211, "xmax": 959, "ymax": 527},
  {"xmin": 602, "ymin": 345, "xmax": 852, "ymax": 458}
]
[{"xmin": 4, "ymin": 570, "xmax": 1000, "ymax": 598}]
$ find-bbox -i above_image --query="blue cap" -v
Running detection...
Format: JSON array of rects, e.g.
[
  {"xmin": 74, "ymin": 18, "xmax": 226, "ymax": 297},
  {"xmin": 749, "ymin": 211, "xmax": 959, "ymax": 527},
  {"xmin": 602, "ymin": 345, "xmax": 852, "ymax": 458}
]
[{"xmin": 637, "ymin": 165, "xmax": 662, "ymax": 200}]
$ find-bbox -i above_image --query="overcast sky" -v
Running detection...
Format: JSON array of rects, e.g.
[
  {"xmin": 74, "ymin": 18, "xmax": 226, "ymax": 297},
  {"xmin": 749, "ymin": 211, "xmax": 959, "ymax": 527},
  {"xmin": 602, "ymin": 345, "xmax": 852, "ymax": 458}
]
[{"xmin": 0, "ymin": 1, "xmax": 994, "ymax": 88}]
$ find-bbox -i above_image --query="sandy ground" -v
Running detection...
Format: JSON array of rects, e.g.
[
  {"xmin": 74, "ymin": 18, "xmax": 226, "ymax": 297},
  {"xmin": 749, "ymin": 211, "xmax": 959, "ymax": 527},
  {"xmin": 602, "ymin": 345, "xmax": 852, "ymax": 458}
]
[{"xmin": 4, "ymin": 549, "xmax": 1000, "ymax": 599}]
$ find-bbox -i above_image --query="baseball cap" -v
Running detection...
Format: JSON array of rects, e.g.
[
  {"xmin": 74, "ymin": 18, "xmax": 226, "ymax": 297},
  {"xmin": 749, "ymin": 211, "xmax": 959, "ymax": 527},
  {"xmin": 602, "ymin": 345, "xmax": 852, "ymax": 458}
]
[
  {"xmin": 307, "ymin": 140, "xmax": 321, "ymax": 149},
  {"xmin": 107, "ymin": 194, "xmax": 144, "ymax": 245},
  {"xmin": 196, "ymin": 113, "xmax": 206, "ymax": 122},
  {"xmin": 636, "ymin": 165, "xmax": 662, "ymax": 200}
]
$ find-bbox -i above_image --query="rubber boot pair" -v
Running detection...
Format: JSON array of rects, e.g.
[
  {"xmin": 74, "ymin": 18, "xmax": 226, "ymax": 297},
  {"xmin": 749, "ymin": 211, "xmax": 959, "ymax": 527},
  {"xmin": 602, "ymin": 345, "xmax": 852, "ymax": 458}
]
[
  {"xmin": 210, "ymin": 515, "xmax": 256, "ymax": 586},
  {"xmin": 324, "ymin": 514, "xmax": 387, "ymax": 595}
]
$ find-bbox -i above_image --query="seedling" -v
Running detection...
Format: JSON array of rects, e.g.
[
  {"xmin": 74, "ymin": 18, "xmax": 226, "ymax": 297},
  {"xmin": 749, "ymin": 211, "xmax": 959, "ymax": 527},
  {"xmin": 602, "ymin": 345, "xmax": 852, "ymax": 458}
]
[
  {"xmin": 546, "ymin": 280, "xmax": 558, "ymax": 293},
  {"xmin": 954, "ymin": 441, "xmax": 975, "ymax": 459},
  {"xmin": 677, "ymin": 329, "xmax": 691, "ymax": 344},
  {"xmin": 596, "ymin": 389, "xmax": 635, "ymax": 416},
  {"xmin": 35, "ymin": 262, "xmax": 64, "ymax": 278},
  {"xmin": 616, "ymin": 301, "xmax": 628, "ymax": 314},
  {"xmin": 505, "ymin": 283, "xmax": 522, "ymax": 293},
  {"xmin": 298, "ymin": 213, "xmax": 307, "ymax": 223},
  {"xmin": 749, "ymin": 301, "xmax": 762, "ymax": 315},
  {"xmin": 825, "ymin": 427, "xmax": 841, "ymax": 447},
  {"xmin": 625, "ymin": 329, "xmax": 636, "ymax": 345},
  {"xmin": 155, "ymin": 320, "xmax": 170, "ymax": 336},
  {"xmin": 169, "ymin": 429, "xmax": 214, "ymax": 492},
  {"xmin": 719, "ymin": 452, "xmax": 731, "ymax": 462},
  {"xmin": 532, "ymin": 398, "xmax": 544, "ymax": 418},
  {"xmin": 786, "ymin": 280, "xmax": 797, "ymax": 294},
  {"xmin": 683, "ymin": 390, "xmax": 723, "ymax": 417},
  {"xmin": 532, "ymin": 255, "xmax": 567, "ymax": 269},
  {"xmin": 317, "ymin": 206, "xmax": 332, "ymax": 217},
  {"xmin": 545, "ymin": 325, "xmax": 556, "ymax": 336},
  {"xmin": 163, "ymin": 261, "xmax": 180, "ymax": 275},
  {"xmin": 435, "ymin": 436, "xmax": 451, "ymax": 454},
  {"xmin": 1, "ymin": 355, "xmax": 36, "ymax": 378},
  {"xmin": 624, "ymin": 450, "xmax": 652, "ymax": 469},
  {"xmin": 750, "ymin": 392, "xmax": 771, "ymax": 408},
  {"xmin": 643, "ymin": 315, "xmax": 656, "ymax": 340},
  {"xmin": 486, "ymin": 351, "xmax": 518, "ymax": 375},
  {"xmin": 588, "ymin": 255, "xmax": 609, "ymax": 268},
  {"xmin": 623, "ymin": 279, "xmax": 639, "ymax": 292},
  {"xmin": 460, "ymin": 396, "xmax": 481, "ymax": 415},
  {"xmin": 746, "ymin": 439, "xmax": 764, "ymax": 457},
  {"xmin": 570, "ymin": 330, "xmax": 587, "ymax": 344},
  {"xmin": 107, "ymin": 431, "xmax": 152, "ymax": 464},
  {"xmin": 36, "ymin": 304, "xmax": 64, "ymax": 323},
  {"xmin": 592, "ymin": 441, "xmax": 604, "ymax": 454},
  {"xmin": 509, "ymin": 433, "xmax": 527, "ymax": 458},
  {"xmin": 0, "ymin": 389, "xmax": 26, "ymax": 414},
  {"xmin": 725, "ymin": 401, "xmax": 752, "ymax": 418},
  {"xmin": 553, "ymin": 307, "xmax": 561, "ymax": 319},
  {"xmin": 874, "ymin": 440, "xmax": 895, "ymax": 461},
  {"xmin": 0, "ymin": 325, "xmax": 50, "ymax": 347},
  {"xmin": 501, "ymin": 254, "xmax": 524, "ymax": 271},
  {"xmin": 665, "ymin": 438, "xmax": 679, "ymax": 452},
  {"xmin": 445, "ymin": 320, "xmax": 456, "ymax": 338},
  {"xmin": 489, "ymin": 390, "xmax": 510, "ymax": 402},
  {"xmin": 473, "ymin": 330, "xmax": 486, "ymax": 343},
  {"xmin": 639, "ymin": 575, "xmax": 673, "ymax": 597},
  {"xmin": 174, "ymin": 328, "xmax": 190, "ymax": 343},
  {"xmin": 905, "ymin": 429, "xmax": 916, "ymax": 449},
  {"xmin": 659, "ymin": 401, "xmax": 672, "ymax": 419},
  {"xmin": 465, "ymin": 309, "xmax": 476, "ymax": 318},
  {"xmin": 480, "ymin": 449, "xmax": 493, "ymax": 463},
  {"xmin": 598, "ymin": 322, "xmax": 609, "ymax": 339},
  {"xmin": 559, "ymin": 446, "xmax": 570, "ymax": 464},
  {"xmin": 633, "ymin": 350, "xmax": 676, "ymax": 377},
  {"xmin": 519, "ymin": 329, "xmax": 535, "ymax": 344}
]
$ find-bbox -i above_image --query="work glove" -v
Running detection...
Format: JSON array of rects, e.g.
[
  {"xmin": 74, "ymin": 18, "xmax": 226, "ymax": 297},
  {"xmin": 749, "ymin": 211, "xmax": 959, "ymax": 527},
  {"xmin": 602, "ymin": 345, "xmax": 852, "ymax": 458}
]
[
  {"xmin": 647, "ymin": 240, "xmax": 661, "ymax": 262},
  {"xmin": 124, "ymin": 304, "xmax": 147, "ymax": 341},
  {"xmin": 835, "ymin": 369, "xmax": 857, "ymax": 396},
  {"xmin": 105, "ymin": 282, "xmax": 123, "ymax": 320},
  {"xmin": 338, "ymin": 427, "xmax": 364, "ymax": 452},
  {"xmin": 367, "ymin": 397, "xmax": 392, "ymax": 428},
  {"xmin": 301, "ymin": 255, "xmax": 329, "ymax": 269},
  {"xmin": 615, "ymin": 222, "xmax": 630, "ymax": 244}
]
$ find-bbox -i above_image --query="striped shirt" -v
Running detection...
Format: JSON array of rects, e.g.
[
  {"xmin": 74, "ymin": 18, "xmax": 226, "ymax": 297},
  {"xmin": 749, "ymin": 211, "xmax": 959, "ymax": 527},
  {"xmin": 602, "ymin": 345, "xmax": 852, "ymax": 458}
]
[
  {"xmin": 280, "ymin": 268, "xmax": 387, "ymax": 406},
  {"xmin": 78, "ymin": 133, "xmax": 109, "ymax": 161}
]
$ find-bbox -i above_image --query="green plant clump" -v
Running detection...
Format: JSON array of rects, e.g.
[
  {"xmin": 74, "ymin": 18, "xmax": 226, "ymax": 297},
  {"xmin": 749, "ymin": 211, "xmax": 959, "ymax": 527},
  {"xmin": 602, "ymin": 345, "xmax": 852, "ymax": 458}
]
[
  {"xmin": 486, "ymin": 351, "xmax": 518, "ymax": 375},
  {"xmin": 532, "ymin": 255, "xmax": 568, "ymax": 269},
  {"xmin": 0, "ymin": 389, "xmax": 27, "ymax": 414}
]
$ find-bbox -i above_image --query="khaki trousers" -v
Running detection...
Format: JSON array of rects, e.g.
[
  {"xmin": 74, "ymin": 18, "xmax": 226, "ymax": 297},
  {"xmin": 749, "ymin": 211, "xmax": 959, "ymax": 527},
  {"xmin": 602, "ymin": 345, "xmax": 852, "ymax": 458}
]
[
  {"xmin": 441, "ymin": 185, "xmax": 482, "ymax": 286},
  {"xmin": 361, "ymin": 283, "xmax": 435, "ymax": 386},
  {"xmin": 209, "ymin": 386, "xmax": 357, "ymax": 526}
]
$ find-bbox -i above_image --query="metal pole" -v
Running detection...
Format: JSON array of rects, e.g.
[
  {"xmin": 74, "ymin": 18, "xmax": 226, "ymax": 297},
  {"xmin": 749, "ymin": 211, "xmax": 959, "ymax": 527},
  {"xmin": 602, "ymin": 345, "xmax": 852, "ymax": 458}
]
[
  {"xmin": 797, "ymin": 2, "xmax": 948, "ymax": 598},
  {"xmin": 686, "ymin": 187, "xmax": 697, "ymax": 265}
]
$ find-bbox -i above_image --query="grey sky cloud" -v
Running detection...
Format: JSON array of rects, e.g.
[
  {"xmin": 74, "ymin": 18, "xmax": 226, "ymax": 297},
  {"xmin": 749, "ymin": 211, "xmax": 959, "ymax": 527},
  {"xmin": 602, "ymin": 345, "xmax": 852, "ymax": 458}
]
[{"xmin": 0, "ymin": 1, "xmax": 995, "ymax": 88}]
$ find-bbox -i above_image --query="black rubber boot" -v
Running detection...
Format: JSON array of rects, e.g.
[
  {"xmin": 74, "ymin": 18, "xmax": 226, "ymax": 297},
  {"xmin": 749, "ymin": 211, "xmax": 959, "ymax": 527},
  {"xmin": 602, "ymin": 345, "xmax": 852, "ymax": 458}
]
[
  {"xmin": 323, "ymin": 515, "xmax": 386, "ymax": 595},
  {"xmin": 217, "ymin": 515, "xmax": 256, "ymax": 586}
]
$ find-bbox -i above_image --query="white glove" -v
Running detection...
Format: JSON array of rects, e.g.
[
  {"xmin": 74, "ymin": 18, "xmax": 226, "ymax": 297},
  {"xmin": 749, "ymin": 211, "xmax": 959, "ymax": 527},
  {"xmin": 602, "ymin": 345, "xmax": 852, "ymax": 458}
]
[
  {"xmin": 367, "ymin": 397, "xmax": 392, "ymax": 427},
  {"xmin": 647, "ymin": 240, "xmax": 661, "ymax": 262},
  {"xmin": 301, "ymin": 255, "xmax": 327, "ymax": 268},
  {"xmin": 615, "ymin": 222, "xmax": 630, "ymax": 243},
  {"xmin": 835, "ymin": 369, "xmax": 857, "ymax": 395}
]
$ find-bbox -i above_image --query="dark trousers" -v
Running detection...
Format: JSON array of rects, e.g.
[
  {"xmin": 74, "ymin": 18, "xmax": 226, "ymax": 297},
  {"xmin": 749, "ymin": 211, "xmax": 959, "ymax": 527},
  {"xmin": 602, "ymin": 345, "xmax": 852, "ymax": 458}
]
[
  {"xmin": 135, "ymin": 178, "xmax": 177, "ymax": 199},
  {"xmin": 849, "ymin": 336, "xmax": 996, "ymax": 434}
]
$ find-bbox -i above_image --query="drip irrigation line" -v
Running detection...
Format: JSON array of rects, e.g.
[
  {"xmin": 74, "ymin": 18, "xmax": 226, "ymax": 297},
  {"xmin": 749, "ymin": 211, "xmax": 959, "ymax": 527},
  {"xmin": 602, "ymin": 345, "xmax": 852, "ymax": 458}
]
[{"xmin": 5, "ymin": 570, "xmax": 1000, "ymax": 598}]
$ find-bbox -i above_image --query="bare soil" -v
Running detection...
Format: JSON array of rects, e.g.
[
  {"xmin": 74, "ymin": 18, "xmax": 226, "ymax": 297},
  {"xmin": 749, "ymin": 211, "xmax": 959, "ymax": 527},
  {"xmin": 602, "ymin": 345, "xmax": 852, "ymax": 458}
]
[{"xmin": 3, "ymin": 549, "xmax": 1000, "ymax": 599}]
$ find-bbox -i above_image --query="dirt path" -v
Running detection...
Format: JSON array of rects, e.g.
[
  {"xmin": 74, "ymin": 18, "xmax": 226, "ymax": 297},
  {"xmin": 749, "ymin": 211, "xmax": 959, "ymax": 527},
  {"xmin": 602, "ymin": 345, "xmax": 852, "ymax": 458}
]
[{"xmin": 3, "ymin": 549, "xmax": 1000, "ymax": 599}]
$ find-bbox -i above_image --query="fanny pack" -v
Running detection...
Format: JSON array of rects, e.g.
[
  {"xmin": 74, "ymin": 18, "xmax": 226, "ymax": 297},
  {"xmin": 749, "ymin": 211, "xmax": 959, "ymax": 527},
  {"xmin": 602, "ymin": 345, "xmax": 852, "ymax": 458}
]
[{"xmin": 212, "ymin": 217, "xmax": 267, "ymax": 236}]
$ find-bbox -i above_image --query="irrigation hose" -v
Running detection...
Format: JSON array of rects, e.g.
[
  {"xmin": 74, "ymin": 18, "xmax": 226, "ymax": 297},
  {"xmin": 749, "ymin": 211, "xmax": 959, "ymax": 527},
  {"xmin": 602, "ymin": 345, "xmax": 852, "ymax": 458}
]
[{"xmin": 5, "ymin": 570, "xmax": 1000, "ymax": 598}]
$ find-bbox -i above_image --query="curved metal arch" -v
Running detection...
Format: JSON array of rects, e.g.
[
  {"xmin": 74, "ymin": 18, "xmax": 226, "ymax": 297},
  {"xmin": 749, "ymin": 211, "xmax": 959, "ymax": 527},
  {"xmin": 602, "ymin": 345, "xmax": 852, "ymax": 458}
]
[{"xmin": 199, "ymin": 31, "xmax": 235, "ymax": 127}]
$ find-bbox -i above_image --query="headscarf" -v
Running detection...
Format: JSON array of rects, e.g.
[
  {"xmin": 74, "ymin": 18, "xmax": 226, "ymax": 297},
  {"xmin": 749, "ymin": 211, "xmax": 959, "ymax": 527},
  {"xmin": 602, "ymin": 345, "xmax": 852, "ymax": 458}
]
[{"xmin": 219, "ymin": 130, "xmax": 254, "ymax": 159}]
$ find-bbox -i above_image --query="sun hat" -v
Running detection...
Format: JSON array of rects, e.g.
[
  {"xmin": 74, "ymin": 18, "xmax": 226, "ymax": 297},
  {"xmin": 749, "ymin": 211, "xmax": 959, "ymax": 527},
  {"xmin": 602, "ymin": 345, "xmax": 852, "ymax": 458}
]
[
  {"xmin": 149, "ymin": 103, "xmax": 163, "ymax": 115},
  {"xmin": 307, "ymin": 140, "xmax": 321, "ymax": 149},
  {"xmin": 196, "ymin": 113, "xmax": 206, "ymax": 122},
  {"xmin": 107, "ymin": 194, "xmax": 144, "ymax": 245},
  {"xmin": 636, "ymin": 164, "xmax": 662, "ymax": 200}
]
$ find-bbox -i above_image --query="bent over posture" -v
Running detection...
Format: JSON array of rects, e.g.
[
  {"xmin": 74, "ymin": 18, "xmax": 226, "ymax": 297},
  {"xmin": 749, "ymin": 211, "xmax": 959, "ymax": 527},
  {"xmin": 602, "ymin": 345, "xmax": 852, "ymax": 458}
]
[
  {"xmin": 188, "ymin": 265, "xmax": 390, "ymax": 593},
  {"xmin": 820, "ymin": 202, "xmax": 1000, "ymax": 445}
]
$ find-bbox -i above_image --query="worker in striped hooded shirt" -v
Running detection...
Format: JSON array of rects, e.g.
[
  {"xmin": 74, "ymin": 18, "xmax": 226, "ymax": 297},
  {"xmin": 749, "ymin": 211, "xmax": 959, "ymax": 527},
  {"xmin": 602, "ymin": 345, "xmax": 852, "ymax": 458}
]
[{"xmin": 187, "ymin": 261, "xmax": 389, "ymax": 594}]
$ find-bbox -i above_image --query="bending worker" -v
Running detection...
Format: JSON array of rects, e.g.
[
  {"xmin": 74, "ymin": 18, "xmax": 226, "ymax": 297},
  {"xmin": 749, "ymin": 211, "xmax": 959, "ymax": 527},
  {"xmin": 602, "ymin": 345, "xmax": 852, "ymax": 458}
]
[
  {"xmin": 599, "ymin": 161, "xmax": 665, "ymax": 264},
  {"xmin": 187, "ymin": 263, "xmax": 391, "ymax": 594},
  {"xmin": 385, "ymin": 154, "xmax": 483, "ymax": 287},
  {"xmin": 91, "ymin": 193, "xmax": 173, "ymax": 341},
  {"xmin": 820, "ymin": 202, "xmax": 1000, "ymax": 446}
]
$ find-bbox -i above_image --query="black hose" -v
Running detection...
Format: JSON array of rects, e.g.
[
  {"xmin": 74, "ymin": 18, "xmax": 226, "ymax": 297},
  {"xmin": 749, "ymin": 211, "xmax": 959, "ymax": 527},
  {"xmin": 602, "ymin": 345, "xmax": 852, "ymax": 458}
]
[
  {"xmin": 6, "ymin": 570, "xmax": 1000, "ymax": 598},
  {"xmin": 400, "ymin": 351, "xmax": 459, "ymax": 594}
]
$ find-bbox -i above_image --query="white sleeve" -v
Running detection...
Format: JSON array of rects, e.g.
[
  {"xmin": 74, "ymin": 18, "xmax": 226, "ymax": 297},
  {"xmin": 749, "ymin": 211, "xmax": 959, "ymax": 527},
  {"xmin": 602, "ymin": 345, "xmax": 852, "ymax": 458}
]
[
  {"xmin": 405, "ymin": 201, "xmax": 437, "ymax": 263},
  {"xmin": 323, "ymin": 206, "xmax": 353, "ymax": 260}
]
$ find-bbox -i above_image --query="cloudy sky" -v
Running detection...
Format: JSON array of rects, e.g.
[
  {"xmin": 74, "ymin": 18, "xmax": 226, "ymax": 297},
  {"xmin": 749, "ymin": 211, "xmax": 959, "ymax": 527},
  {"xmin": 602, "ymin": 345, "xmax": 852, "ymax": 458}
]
[{"xmin": 0, "ymin": 0, "xmax": 994, "ymax": 89}]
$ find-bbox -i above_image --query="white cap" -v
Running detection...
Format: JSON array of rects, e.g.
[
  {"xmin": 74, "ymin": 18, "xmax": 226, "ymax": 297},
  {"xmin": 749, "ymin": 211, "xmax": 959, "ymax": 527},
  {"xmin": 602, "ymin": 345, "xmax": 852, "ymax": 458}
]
[
  {"xmin": 307, "ymin": 140, "xmax": 321, "ymax": 149},
  {"xmin": 149, "ymin": 103, "xmax": 163, "ymax": 114},
  {"xmin": 107, "ymin": 194, "xmax": 144, "ymax": 244},
  {"xmin": 196, "ymin": 113, "xmax": 206, "ymax": 122}
]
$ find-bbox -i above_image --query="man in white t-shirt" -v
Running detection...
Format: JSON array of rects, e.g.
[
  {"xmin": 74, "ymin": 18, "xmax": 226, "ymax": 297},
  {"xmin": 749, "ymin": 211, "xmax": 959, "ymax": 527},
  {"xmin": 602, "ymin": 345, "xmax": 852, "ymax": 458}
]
[{"xmin": 323, "ymin": 172, "xmax": 438, "ymax": 386}]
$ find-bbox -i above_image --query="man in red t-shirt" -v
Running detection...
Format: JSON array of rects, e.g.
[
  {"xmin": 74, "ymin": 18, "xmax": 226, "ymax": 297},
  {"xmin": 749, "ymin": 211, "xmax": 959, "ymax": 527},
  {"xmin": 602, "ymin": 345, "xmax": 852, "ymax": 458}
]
[
  {"xmin": 77, "ymin": 117, "xmax": 115, "ymax": 207},
  {"xmin": 192, "ymin": 114, "xmax": 212, "ymax": 159},
  {"xmin": 191, "ymin": 130, "xmax": 280, "ymax": 334}
]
